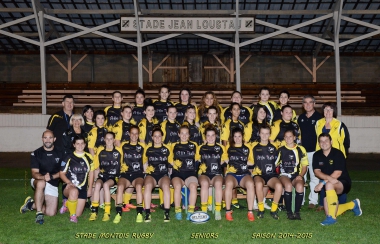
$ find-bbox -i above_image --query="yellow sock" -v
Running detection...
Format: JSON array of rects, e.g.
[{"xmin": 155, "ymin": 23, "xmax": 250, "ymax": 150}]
[
  {"xmin": 215, "ymin": 202, "xmax": 221, "ymax": 211},
  {"xmin": 188, "ymin": 205, "xmax": 195, "ymax": 213},
  {"xmin": 67, "ymin": 199, "xmax": 77, "ymax": 216},
  {"xmin": 201, "ymin": 202, "xmax": 208, "ymax": 212},
  {"xmin": 92, "ymin": 201, "xmax": 99, "ymax": 208},
  {"xmin": 208, "ymin": 196, "xmax": 212, "ymax": 205},
  {"xmin": 326, "ymin": 190, "xmax": 338, "ymax": 218},
  {"xmin": 159, "ymin": 189, "xmax": 164, "ymax": 205},
  {"xmin": 104, "ymin": 202, "xmax": 111, "ymax": 214},
  {"xmin": 232, "ymin": 198, "xmax": 238, "ymax": 205},
  {"xmin": 123, "ymin": 193, "xmax": 132, "ymax": 204},
  {"xmin": 175, "ymin": 207, "xmax": 181, "ymax": 213},
  {"xmin": 222, "ymin": 200, "xmax": 226, "ymax": 208},
  {"xmin": 170, "ymin": 188, "xmax": 174, "ymax": 204},
  {"xmin": 271, "ymin": 202, "xmax": 278, "ymax": 212},
  {"xmin": 337, "ymin": 201, "xmax": 355, "ymax": 217},
  {"xmin": 258, "ymin": 202, "xmax": 264, "ymax": 212}
]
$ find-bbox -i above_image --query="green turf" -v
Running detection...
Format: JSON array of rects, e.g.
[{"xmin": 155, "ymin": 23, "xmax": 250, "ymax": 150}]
[{"xmin": 0, "ymin": 168, "xmax": 378, "ymax": 244}]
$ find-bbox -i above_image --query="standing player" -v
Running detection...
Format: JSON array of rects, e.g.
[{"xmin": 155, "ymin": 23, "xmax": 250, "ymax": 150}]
[
  {"xmin": 275, "ymin": 129, "xmax": 308, "ymax": 220},
  {"xmin": 221, "ymin": 91, "xmax": 252, "ymax": 125},
  {"xmin": 297, "ymin": 95, "xmax": 322, "ymax": 209},
  {"xmin": 87, "ymin": 110, "xmax": 107, "ymax": 157},
  {"xmin": 82, "ymin": 105, "xmax": 95, "ymax": 135},
  {"xmin": 182, "ymin": 106, "xmax": 202, "ymax": 145},
  {"xmin": 220, "ymin": 103, "xmax": 245, "ymax": 146},
  {"xmin": 313, "ymin": 133, "xmax": 362, "ymax": 226},
  {"xmin": 112, "ymin": 105, "xmax": 136, "ymax": 147},
  {"xmin": 197, "ymin": 91, "xmax": 223, "ymax": 124},
  {"xmin": 245, "ymin": 105, "xmax": 268, "ymax": 145},
  {"xmin": 153, "ymin": 85, "xmax": 174, "ymax": 123},
  {"xmin": 175, "ymin": 88, "xmax": 197, "ymax": 124},
  {"xmin": 46, "ymin": 94, "xmax": 74, "ymax": 150},
  {"xmin": 132, "ymin": 89, "xmax": 146, "ymax": 124},
  {"xmin": 139, "ymin": 102, "xmax": 159, "ymax": 145},
  {"xmin": 200, "ymin": 106, "xmax": 222, "ymax": 144},
  {"xmin": 161, "ymin": 106, "xmax": 181, "ymax": 145},
  {"xmin": 273, "ymin": 90, "xmax": 297, "ymax": 122},
  {"xmin": 20, "ymin": 131, "xmax": 63, "ymax": 224},
  {"xmin": 251, "ymin": 87, "xmax": 278, "ymax": 126},
  {"xmin": 104, "ymin": 91, "xmax": 123, "ymax": 130}
]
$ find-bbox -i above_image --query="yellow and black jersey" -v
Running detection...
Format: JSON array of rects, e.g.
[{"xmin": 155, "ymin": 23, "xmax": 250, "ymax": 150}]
[
  {"xmin": 104, "ymin": 105, "xmax": 122, "ymax": 130},
  {"xmin": 197, "ymin": 105, "xmax": 223, "ymax": 124},
  {"xmin": 153, "ymin": 99, "xmax": 174, "ymax": 123},
  {"xmin": 87, "ymin": 126, "xmax": 107, "ymax": 152},
  {"xmin": 62, "ymin": 126, "xmax": 88, "ymax": 155},
  {"xmin": 244, "ymin": 121, "xmax": 269, "ymax": 144},
  {"xmin": 171, "ymin": 141, "xmax": 200, "ymax": 173},
  {"xmin": 161, "ymin": 119, "xmax": 181, "ymax": 145},
  {"xmin": 60, "ymin": 152, "xmax": 94, "ymax": 189},
  {"xmin": 138, "ymin": 117, "xmax": 159, "ymax": 144},
  {"xmin": 251, "ymin": 101, "xmax": 278, "ymax": 125},
  {"xmin": 251, "ymin": 142, "xmax": 278, "ymax": 176},
  {"xmin": 82, "ymin": 121, "xmax": 95, "ymax": 134},
  {"xmin": 144, "ymin": 144, "xmax": 173, "ymax": 175},
  {"xmin": 220, "ymin": 119, "xmax": 245, "ymax": 142},
  {"xmin": 182, "ymin": 120, "xmax": 203, "ymax": 145},
  {"xmin": 31, "ymin": 146, "xmax": 64, "ymax": 187},
  {"xmin": 270, "ymin": 119, "xmax": 301, "ymax": 147},
  {"xmin": 46, "ymin": 110, "xmax": 71, "ymax": 149},
  {"xmin": 121, "ymin": 141, "xmax": 146, "ymax": 174},
  {"xmin": 175, "ymin": 103, "xmax": 198, "ymax": 124},
  {"xmin": 112, "ymin": 119, "xmax": 137, "ymax": 142},
  {"xmin": 275, "ymin": 144, "xmax": 308, "ymax": 176},
  {"xmin": 132, "ymin": 104, "xmax": 145, "ymax": 124},
  {"xmin": 198, "ymin": 143, "xmax": 228, "ymax": 176},
  {"xmin": 221, "ymin": 105, "xmax": 253, "ymax": 125},
  {"xmin": 200, "ymin": 121, "xmax": 221, "ymax": 144},
  {"xmin": 273, "ymin": 106, "xmax": 297, "ymax": 123},
  {"xmin": 93, "ymin": 145, "xmax": 123, "ymax": 177},
  {"xmin": 225, "ymin": 144, "xmax": 253, "ymax": 175}
]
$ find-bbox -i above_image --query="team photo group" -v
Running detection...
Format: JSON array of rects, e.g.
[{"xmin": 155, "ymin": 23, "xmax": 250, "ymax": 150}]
[{"xmin": 20, "ymin": 86, "xmax": 362, "ymax": 227}]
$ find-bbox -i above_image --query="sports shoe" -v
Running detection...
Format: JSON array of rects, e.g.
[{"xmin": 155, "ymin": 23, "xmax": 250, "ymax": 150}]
[
  {"xmin": 278, "ymin": 204, "xmax": 285, "ymax": 211},
  {"xmin": 20, "ymin": 196, "xmax": 33, "ymax": 214},
  {"xmin": 99, "ymin": 203, "xmax": 105, "ymax": 209},
  {"xmin": 294, "ymin": 212, "xmax": 301, "ymax": 220},
  {"xmin": 270, "ymin": 211, "xmax": 280, "ymax": 220},
  {"xmin": 232, "ymin": 202, "xmax": 245, "ymax": 209},
  {"xmin": 287, "ymin": 212, "xmax": 295, "ymax": 220},
  {"xmin": 122, "ymin": 205, "xmax": 131, "ymax": 212},
  {"xmin": 237, "ymin": 188, "xmax": 247, "ymax": 195},
  {"xmin": 175, "ymin": 212, "xmax": 182, "ymax": 220},
  {"xmin": 102, "ymin": 213, "xmax": 110, "ymax": 222},
  {"xmin": 35, "ymin": 213, "xmax": 44, "ymax": 224},
  {"xmin": 257, "ymin": 211, "xmax": 264, "ymax": 219},
  {"xmin": 225, "ymin": 211, "xmax": 233, "ymax": 221},
  {"xmin": 352, "ymin": 199, "xmax": 362, "ymax": 216},
  {"xmin": 136, "ymin": 213, "xmax": 143, "ymax": 223},
  {"xmin": 89, "ymin": 212, "xmax": 97, "ymax": 221},
  {"xmin": 144, "ymin": 213, "xmax": 151, "ymax": 223},
  {"xmin": 125, "ymin": 203, "xmax": 137, "ymax": 209},
  {"xmin": 70, "ymin": 215, "xmax": 78, "ymax": 223},
  {"xmin": 59, "ymin": 199, "xmax": 68, "ymax": 214},
  {"xmin": 164, "ymin": 213, "xmax": 170, "ymax": 222},
  {"xmin": 247, "ymin": 211, "xmax": 255, "ymax": 222},
  {"xmin": 320, "ymin": 215, "xmax": 337, "ymax": 226},
  {"xmin": 186, "ymin": 212, "xmax": 192, "ymax": 221},
  {"xmin": 215, "ymin": 211, "xmax": 221, "ymax": 220},
  {"xmin": 113, "ymin": 213, "xmax": 121, "ymax": 224}
]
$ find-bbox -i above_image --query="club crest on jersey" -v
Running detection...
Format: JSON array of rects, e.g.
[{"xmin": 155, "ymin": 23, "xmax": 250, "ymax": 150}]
[
  {"xmin": 80, "ymin": 161, "xmax": 84, "ymax": 166},
  {"xmin": 113, "ymin": 152, "xmax": 119, "ymax": 159},
  {"xmin": 55, "ymin": 158, "xmax": 60, "ymax": 163},
  {"xmin": 312, "ymin": 120, "xmax": 315, "ymax": 124},
  {"xmin": 214, "ymin": 146, "xmax": 220, "ymax": 153},
  {"xmin": 289, "ymin": 155, "xmax": 294, "ymax": 160},
  {"xmin": 161, "ymin": 148, "xmax": 168, "ymax": 154},
  {"xmin": 268, "ymin": 147, "xmax": 275, "ymax": 154},
  {"xmin": 329, "ymin": 159, "xmax": 334, "ymax": 165},
  {"xmin": 242, "ymin": 148, "xmax": 248, "ymax": 155},
  {"xmin": 136, "ymin": 146, "xmax": 142, "ymax": 152},
  {"xmin": 189, "ymin": 144, "xmax": 195, "ymax": 149}
]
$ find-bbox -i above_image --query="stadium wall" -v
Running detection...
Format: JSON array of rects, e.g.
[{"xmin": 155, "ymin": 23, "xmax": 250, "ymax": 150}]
[{"xmin": 0, "ymin": 114, "xmax": 379, "ymax": 153}]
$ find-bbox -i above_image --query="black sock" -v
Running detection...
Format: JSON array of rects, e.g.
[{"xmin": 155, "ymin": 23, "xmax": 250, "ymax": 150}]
[
  {"xmin": 91, "ymin": 206, "xmax": 98, "ymax": 213},
  {"xmin": 164, "ymin": 208, "xmax": 170, "ymax": 215},
  {"xmin": 116, "ymin": 204, "xmax": 122, "ymax": 215},
  {"xmin": 295, "ymin": 191, "xmax": 304, "ymax": 213},
  {"xmin": 27, "ymin": 201, "xmax": 34, "ymax": 210},
  {"xmin": 137, "ymin": 204, "xmax": 143, "ymax": 214},
  {"xmin": 145, "ymin": 209, "xmax": 151, "ymax": 215},
  {"xmin": 284, "ymin": 191, "xmax": 292, "ymax": 213}
]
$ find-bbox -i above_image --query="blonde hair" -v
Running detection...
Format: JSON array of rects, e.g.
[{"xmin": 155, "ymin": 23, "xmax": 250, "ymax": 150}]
[{"xmin": 70, "ymin": 114, "xmax": 85, "ymax": 126}]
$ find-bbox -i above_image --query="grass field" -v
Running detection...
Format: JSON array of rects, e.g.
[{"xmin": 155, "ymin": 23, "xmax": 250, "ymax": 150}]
[{"xmin": 0, "ymin": 168, "xmax": 379, "ymax": 244}]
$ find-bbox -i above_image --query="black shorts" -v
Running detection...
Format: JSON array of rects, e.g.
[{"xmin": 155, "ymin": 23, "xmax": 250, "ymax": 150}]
[
  {"xmin": 146, "ymin": 173, "xmax": 169, "ymax": 183},
  {"xmin": 254, "ymin": 174, "xmax": 278, "ymax": 185},
  {"xmin": 340, "ymin": 179, "xmax": 351, "ymax": 194},
  {"xmin": 200, "ymin": 174, "xmax": 222, "ymax": 181},
  {"xmin": 62, "ymin": 184, "xmax": 87, "ymax": 200},
  {"xmin": 171, "ymin": 171, "xmax": 197, "ymax": 181},
  {"xmin": 120, "ymin": 173, "xmax": 145, "ymax": 183},
  {"xmin": 279, "ymin": 173, "xmax": 301, "ymax": 182},
  {"xmin": 226, "ymin": 173, "xmax": 250, "ymax": 185},
  {"xmin": 97, "ymin": 174, "xmax": 116, "ymax": 185}
]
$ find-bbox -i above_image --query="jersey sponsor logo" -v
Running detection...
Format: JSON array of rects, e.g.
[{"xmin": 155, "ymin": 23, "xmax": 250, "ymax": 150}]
[
  {"xmin": 47, "ymin": 154, "xmax": 52, "ymax": 156},
  {"xmin": 265, "ymin": 164, "xmax": 273, "ymax": 173},
  {"xmin": 185, "ymin": 159, "xmax": 193, "ymax": 168},
  {"xmin": 189, "ymin": 211, "xmax": 210, "ymax": 224},
  {"xmin": 132, "ymin": 162, "xmax": 140, "ymax": 171},
  {"xmin": 240, "ymin": 164, "xmax": 247, "ymax": 171},
  {"xmin": 55, "ymin": 158, "xmax": 60, "ymax": 163},
  {"xmin": 158, "ymin": 164, "xmax": 167, "ymax": 172},
  {"xmin": 318, "ymin": 161, "xmax": 324, "ymax": 166},
  {"xmin": 211, "ymin": 163, "xmax": 218, "ymax": 172},
  {"xmin": 113, "ymin": 152, "xmax": 119, "ymax": 159}
]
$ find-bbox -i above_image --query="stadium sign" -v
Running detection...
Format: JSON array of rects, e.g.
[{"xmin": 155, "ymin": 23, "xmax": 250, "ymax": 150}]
[{"xmin": 120, "ymin": 17, "xmax": 254, "ymax": 33}]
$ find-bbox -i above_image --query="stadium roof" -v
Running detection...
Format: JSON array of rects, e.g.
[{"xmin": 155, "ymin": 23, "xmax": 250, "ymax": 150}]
[{"xmin": 1, "ymin": 0, "xmax": 379, "ymax": 54}]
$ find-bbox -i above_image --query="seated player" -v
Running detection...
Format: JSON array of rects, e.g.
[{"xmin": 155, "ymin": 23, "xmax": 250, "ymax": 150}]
[
  {"xmin": 313, "ymin": 133, "xmax": 362, "ymax": 226},
  {"xmin": 251, "ymin": 125, "xmax": 283, "ymax": 220},
  {"xmin": 20, "ymin": 131, "xmax": 63, "ymax": 224},
  {"xmin": 59, "ymin": 135, "xmax": 94, "ymax": 223},
  {"xmin": 275, "ymin": 129, "xmax": 308, "ymax": 220},
  {"xmin": 112, "ymin": 105, "xmax": 136, "ymax": 147},
  {"xmin": 224, "ymin": 128, "xmax": 255, "ymax": 222},
  {"xmin": 170, "ymin": 126, "xmax": 200, "ymax": 220},
  {"xmin": 113, "ymin": 125, "xmax": 146, "ymax": 223},
  {"xmin": 89, "ymin": 132, "xmax": 122, "ymax": 222}
]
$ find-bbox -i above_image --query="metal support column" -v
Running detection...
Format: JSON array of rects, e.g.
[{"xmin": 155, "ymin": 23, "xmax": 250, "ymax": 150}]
[
  {"xmin": 333, "ymin": 0, "xmax": 343, "ymax": 116},
  {"xmin": 133, "ymin": 0, "xmax": 143, "ymax": 89},
  {"xmin": 235, "ymin": 0, "xmax": 241, "ymax": 92}
]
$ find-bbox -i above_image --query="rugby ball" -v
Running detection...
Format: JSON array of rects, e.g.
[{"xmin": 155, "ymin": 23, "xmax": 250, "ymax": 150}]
[{"xmin": 189, "ymin": 211, "xmax": 210, "ymax": 224}]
